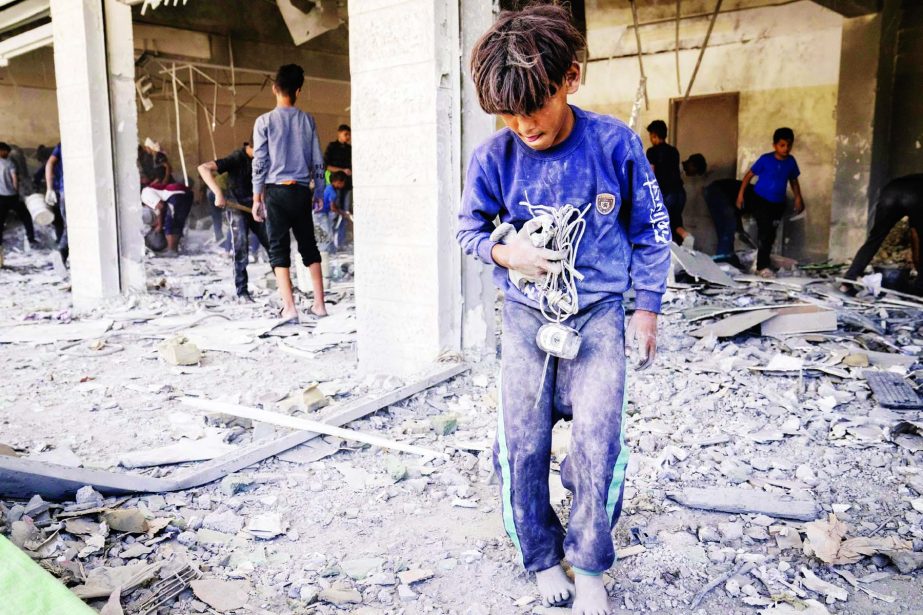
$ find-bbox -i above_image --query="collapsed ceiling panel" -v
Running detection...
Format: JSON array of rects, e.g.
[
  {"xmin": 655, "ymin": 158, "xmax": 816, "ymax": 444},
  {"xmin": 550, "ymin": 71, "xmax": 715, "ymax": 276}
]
[{"xmin": 277, "ymin": 0, "xmax": 341, "ymax": 46}]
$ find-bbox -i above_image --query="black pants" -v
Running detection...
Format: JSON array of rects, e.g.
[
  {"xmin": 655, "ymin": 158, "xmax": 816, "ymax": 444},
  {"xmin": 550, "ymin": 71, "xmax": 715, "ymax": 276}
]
[
  {"xmin": 746, "ymin": 193, "xmax": 785, "ymax": 271},
  {"xmin": 663, "ymin": 188, "xmax": 686, "ymax": 237},
  {"xmin": 0, "ymin": 194, "xmax": 36, "ymax": 245},
  {"xmin": 227, "ymin": 206, "xmax": 270, "ymax": 295},
  {"xmin": 264, "ymin": 184, "xmax": 321, "ymax": 269},
  {"xmin": 844, "ymin": 180, "xmax": 923, "ymax": 281}
]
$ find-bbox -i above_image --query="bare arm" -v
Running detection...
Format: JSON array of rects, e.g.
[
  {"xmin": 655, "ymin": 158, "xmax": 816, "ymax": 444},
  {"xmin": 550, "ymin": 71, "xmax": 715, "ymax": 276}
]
[
  {"xmin": 45, "ymin": 155, "xmax": 57, "ymax": 192},
  {"xmin": 196, "ymin": 161, "xmax": 226, "ymax": 207},
  {"xmin": 736, "ymin": 170, "xmax": 755, "ymax": 208},
  {"xmin": 790, "ymin": 178, "xmax": 804, "ymax": 213},
  {"xmin": 10, "ymin": 168, "xmax": 17, "ymax": 193}
]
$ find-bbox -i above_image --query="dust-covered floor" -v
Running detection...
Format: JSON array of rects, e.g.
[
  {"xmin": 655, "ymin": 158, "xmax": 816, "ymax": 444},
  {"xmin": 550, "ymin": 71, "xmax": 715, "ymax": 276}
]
[{"xmin": 1, "ymin": 224, "xmax": 922, "ymax": 615}]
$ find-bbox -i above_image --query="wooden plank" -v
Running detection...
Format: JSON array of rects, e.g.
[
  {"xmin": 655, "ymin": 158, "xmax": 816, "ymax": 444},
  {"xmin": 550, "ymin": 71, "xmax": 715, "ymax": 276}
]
[
  {"xmin": 667, "ymin": 486, "xmax": 820, "ymax": 521},
  {"xmin": 0, "ymin": 363, "xmax": 467, "ymax": 500},
  {"xmin": 689, "ymin": 309, "xmax": 778, "ymax": 338},
  {"xmin": 182, "ymin": 398, "xmax": 449, "ymax": 459},
  {"xmin": 760, "ymin": 306, "xmax": 837, "ymax": 336}
]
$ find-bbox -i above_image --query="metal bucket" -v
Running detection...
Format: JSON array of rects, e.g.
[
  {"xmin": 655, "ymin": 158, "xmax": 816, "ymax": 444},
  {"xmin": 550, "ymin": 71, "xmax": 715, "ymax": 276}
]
[{"xmin": 25, "ymin": 193, "xmax": 54, "ymax": 226}]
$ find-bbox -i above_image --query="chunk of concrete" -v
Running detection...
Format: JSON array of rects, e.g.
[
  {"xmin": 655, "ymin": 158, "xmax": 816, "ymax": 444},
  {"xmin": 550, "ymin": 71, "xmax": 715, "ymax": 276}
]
[
  {"xmin": 103, "ymin": 509, "xmax": 148, "ymax": 533},
  {"xmin": 157, "ymin": 336, "xmax": 201, "ymax": 366},
  {"xmin": 341, "ymin": 557, "xmax": 384, "ymax": 580},
  {"xmin": 319, "ymin": 587, "xmax": 362, "ymax": 604},
  {"xmin": 191, "ymin": 579, "xmax": 250, "ymax": 611}
]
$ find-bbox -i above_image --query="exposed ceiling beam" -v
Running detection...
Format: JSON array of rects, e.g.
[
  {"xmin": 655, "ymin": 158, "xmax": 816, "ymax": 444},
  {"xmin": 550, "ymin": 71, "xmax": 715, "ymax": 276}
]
[
  {"xmin": 0, "ymin": 0, "xmax": 49, "ymax": 35},
  {"xmin": 0, "ymin": 21, "xmax": 52, "ymax": 67},
  {"xmin": 810, "ymin": 0, "xmax": 882, "ymax": 17}
]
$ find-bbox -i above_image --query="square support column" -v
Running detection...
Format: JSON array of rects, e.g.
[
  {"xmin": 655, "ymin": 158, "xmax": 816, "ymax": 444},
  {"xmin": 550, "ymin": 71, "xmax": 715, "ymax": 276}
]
[
  {"xmin": 350, "ymin": 0, "xmax": 465, "ymax": 376},
  {"xmin": 829, "ymin": 4, "xmax": 898, "ymax": 261},
  {"xmin": 104, "ymin": 0, "xmax": 145, "ymax": 294},
  {"xmin": 50, "ymin": 0, "xmax": 143, "ymax": 309},
  {"xmin": 459, "ymin": 0, "xmax": 498, "ymax": 356}
]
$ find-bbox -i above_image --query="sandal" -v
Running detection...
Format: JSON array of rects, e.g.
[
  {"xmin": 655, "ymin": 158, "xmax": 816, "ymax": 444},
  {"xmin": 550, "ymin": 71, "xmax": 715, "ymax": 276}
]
[
  {"xmin": 308, "ymin": 306, "xmax": 328, "ymax": 319},
  {"xmin": 278, "ymin": 308, "xmax": 300, "ymax": 325}
]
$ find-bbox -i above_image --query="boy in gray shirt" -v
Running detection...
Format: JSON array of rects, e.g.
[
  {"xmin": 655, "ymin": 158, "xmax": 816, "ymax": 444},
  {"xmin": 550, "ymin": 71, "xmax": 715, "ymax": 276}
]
[{"xmin": 252, "ymin": 64, "xmax": 328, "ymax": 321}]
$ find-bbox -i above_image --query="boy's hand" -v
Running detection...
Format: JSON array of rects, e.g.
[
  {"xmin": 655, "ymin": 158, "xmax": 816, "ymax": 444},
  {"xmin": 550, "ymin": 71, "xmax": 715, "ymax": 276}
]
[
  {"xmin": 214, "ymin": 194, "xmax": 226, "ymax": 208},
  {"xmin": 627, "ymin": 310, "xmax": 658, "ymax": 370},
  {"xmin": 735, "ymin": 193, "xmax": 744, "ymax": 210},
  {"xmin": 252, "ymin": 200, "xmax": 267, "ymax": 222},
  {"xmin": 794, "ymin": 197, "xmax": 804, "ymax": 214},
  {"xmin": 495, "ymin": 219, "xmax": 565, "ymax": 279}
]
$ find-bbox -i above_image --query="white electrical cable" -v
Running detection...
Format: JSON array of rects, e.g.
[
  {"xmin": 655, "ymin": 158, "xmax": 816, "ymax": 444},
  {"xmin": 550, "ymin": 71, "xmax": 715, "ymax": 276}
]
[
  {"xmin": 525, "ymin": 201, "xmax": 593, "ymax": 324},
  {"xmin": 521, "ymin": 201, "xmax": 593, "ymax": 407}
]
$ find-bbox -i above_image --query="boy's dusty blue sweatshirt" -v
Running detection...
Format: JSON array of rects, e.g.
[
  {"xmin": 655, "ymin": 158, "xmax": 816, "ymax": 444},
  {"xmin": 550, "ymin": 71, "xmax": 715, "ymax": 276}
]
[{"xmin": 457, "ymin": 105, "xmax": 672, "ymax": 314}]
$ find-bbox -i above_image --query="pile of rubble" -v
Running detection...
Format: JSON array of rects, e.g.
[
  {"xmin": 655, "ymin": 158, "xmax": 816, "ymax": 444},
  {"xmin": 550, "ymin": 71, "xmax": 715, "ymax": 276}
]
[{"xmin": 0, "ymin": 234, "xmax": 921, "ymax": 614}]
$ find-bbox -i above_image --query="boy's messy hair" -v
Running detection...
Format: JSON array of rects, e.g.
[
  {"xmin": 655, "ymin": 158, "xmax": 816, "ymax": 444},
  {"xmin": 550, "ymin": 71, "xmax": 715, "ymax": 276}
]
[
  {"xmin": 337, "ymin": 124, "xmax": 351, "ymax": 132},
  {"xmin": 646, "ymin": 120, "xmax": 668, "ymax": 140},
  {"xmin": 773, "ymin": 127, "xmax": 795, "ymax": 143},
  {"xmin": 330, "ymin": 170, "xmax": 348, "ymax": 184},
  {"xmin": 274, "ymin": 64, "xmax": 305, "ymax": 102},
  {"xmin": 470, "ymin": 3, "xmax": 585, "ymax": 116},
  {"xmin": 0, "ymin": 142, "xmax": 10, "ymax": 152}
]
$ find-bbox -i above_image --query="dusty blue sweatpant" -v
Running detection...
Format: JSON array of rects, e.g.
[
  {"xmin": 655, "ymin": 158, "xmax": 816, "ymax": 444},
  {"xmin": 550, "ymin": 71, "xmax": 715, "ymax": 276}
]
[{"xmin": 494, "ymin": 298, "xmax": 629, "ymax": 575}]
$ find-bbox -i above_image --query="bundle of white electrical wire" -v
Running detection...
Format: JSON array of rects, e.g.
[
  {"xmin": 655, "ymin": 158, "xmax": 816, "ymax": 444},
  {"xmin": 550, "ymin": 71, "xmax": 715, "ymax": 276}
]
[{"xmin": 526, "ymin": 202, "xmax": 593, "ymax": 324}]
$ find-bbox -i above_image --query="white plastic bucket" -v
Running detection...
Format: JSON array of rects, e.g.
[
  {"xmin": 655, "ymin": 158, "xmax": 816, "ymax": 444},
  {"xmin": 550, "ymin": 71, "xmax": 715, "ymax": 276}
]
[{"xmin": 25, "ymin": 193, "xmax": 54, "ymax": 226}]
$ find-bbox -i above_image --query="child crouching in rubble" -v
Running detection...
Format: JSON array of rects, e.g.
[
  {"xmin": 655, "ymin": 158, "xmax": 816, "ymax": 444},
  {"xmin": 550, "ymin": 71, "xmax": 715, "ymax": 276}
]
[{"xmin": 456, "ymin": 5, "xmax": 671, "ymax": 614}]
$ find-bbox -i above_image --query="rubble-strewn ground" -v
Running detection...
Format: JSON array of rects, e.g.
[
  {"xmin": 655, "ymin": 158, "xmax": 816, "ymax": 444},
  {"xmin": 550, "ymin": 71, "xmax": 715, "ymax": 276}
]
[{"xmin": 1, "ymin": 222, "xmax": 922, "ymax": 615}]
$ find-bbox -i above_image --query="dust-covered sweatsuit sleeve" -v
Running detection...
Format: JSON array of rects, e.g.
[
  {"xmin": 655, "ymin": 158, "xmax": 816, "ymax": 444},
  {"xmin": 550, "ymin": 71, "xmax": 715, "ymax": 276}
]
[
  {"xmin": 309, "ymin": 122, "xmax": 325, "ymax": 202},
  {"xmin": 617, "ymin": 133, "xmax": 672, "ymax": 314},
  {"xmin": 457, "ymin": 154, "xmax": 500, "ymax": 266},
  {"xmin": 251, "ymin": 115, "xmax": 269, "ymax": 197}
]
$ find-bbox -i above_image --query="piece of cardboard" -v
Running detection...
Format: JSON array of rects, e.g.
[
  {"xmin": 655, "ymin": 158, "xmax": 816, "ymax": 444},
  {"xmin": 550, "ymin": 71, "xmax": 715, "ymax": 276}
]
[{"xmin": 760, "ymin": 306, "xmax": 837, "ymax": 336}]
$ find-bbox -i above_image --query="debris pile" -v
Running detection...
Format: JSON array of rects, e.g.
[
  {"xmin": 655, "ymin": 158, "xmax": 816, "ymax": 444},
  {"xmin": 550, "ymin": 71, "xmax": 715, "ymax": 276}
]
[{"xmin": 0, "ymin": 234, "xmax": 921, "ymax": 613}]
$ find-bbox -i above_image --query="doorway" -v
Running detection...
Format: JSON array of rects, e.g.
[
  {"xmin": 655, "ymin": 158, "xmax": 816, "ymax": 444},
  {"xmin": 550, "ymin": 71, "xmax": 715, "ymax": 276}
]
[{"xmin": 671, "ymin": 93, "xmax": 740, "ymax": 255}]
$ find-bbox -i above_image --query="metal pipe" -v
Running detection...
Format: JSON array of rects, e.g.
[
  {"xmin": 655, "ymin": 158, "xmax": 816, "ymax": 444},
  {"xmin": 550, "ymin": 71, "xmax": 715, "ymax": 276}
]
[
  {"xmin": 683, "ymin": 0, "xmax": 723, "ymax": 101},
  {"xmin": 675, "ymin": 0, "xmax": 682, "ymax": 95},
  {"xmin": 629, "ymin": 0, "xmax": 649, "ymax": 110}
]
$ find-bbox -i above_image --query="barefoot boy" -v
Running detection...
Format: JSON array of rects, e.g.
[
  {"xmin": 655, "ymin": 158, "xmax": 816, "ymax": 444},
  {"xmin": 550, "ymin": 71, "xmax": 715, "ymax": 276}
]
[
  {"xmin": 252, "ymin": 64, "xmax": 328, "ymax": 321},
  {"xmin": 457, "ymin": 6, "xmax": 670, "ymax": 614}
]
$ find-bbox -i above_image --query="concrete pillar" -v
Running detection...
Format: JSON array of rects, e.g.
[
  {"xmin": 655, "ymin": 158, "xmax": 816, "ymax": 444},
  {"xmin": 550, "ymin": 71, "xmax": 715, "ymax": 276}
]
[
  {"xmin": 829, "ymin": 3, "xmax": 898, "ymax": 261},
  {"xmin": 350, "ymin": 0, "xmax": 464, "ymax": 376},
  {"xmin": 459, "ymin": 0, "xmax": 497, "ymax": 356},
  {"xmin": 104, "ymin": 0, "xmax": 145, "ymax": 294},
  {"xmin": 50, "ymin": 0, "xmax": 143, "ymax": 309}
]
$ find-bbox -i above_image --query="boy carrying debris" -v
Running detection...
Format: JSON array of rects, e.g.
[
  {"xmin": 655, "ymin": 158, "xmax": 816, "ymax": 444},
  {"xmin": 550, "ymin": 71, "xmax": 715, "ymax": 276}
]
[
  {"xmin": 197, "ymin": 143, "xmax": 270, "ymax": 302},
  {"xmin": 457, "ymin": 5, "xmax": 671, "ymax": 614},
  {"xmin": 252, "ymin": 64, "xmax": 328, "ymax": 321},
  {"xmin": 736, "ymin": 127, "xmax": 805, "ymax": 278}
]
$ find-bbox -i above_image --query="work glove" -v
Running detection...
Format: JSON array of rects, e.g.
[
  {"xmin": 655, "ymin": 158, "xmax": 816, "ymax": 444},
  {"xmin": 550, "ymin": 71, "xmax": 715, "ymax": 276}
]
[
  {"xmin": 626, "ymin": 310, "xmax": 658, "ymax": 370},
  {"xmin": 500, "ymin": 219, "xmax": 565, "ymax": 281},
  {"xmin": 45, "ymin": 190, "xmax": 57, "ymax": 206}
]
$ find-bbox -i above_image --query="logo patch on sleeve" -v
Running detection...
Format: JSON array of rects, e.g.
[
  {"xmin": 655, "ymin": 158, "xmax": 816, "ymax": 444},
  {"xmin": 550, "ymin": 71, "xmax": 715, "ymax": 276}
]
[{"xmin": 596, "ymin": 193, "xmax": 616, "ymax": 215}]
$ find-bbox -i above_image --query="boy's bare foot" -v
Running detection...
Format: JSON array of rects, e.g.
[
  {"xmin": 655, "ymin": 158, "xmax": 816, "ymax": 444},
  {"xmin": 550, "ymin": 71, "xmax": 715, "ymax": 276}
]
[
  {"xmin": 309, "ymin": 304, "xmax": 328, "ymax": 318},
  {"xmin": 758, "ymin": 267, "xmax": 775, "ymax": 279},
  {"xmin": 535, "ymin": 564, "xmax": 574, "ymax": 607},
  {"xmin": 572, "ymin": 574, "xmax": 611, "ymax": 615}
]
